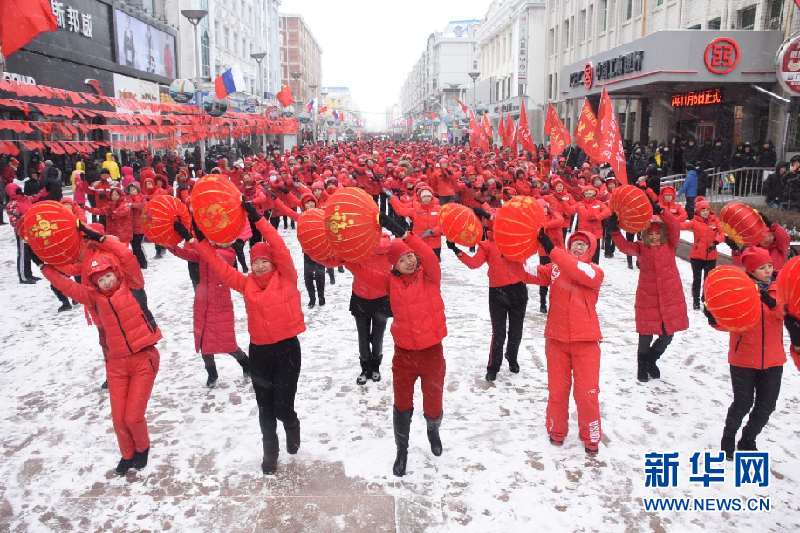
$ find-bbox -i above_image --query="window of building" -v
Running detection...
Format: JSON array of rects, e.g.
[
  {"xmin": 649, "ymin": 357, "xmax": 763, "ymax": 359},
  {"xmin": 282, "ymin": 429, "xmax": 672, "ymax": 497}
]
[
  {"xmin": 688, "ymin": 24, "xmax": 701, "ymax": 30},
  {"xmin": 766, "ymin": 0, "xmax": 783, "ymax": 30},
  {"xmin": 578, "ymin": 9, "xmax": 586, "ymax": 42},
  {"xmin": 656, "ymin": 0, "xmax": 663, "ymax": 5},
  {"xmin": 609, "ymin": 0, "xmax": 616, "ymax": 26},
  {"xmin": 548, "ymin": 27, "xmax": 555, "ymax": 54},
  {"xmin": 707, "ymin": 17, "xmax": 721, "ymax": 30},
  {"xmin": 737, "ymin": 5, "xmax": 756, "ymax": 30},
  {"xmin": 569, "ymin": 16, "xmax": 575, "ymax": 46},
  {"xmin": 201, "ymin": 31, "xmax": 210, "ymax": 79},
  {"xmin": 547, "ymin": 74, "xmax": 553, "ymax": 99},
  {"xmin": 225, "ymin": 28, "xmax": 230, "ymax": 50},
  {"xmin": 598, "ymin": 0, "xmax": 608, "ymax": 32},
  {"xmin": 587, "ymin": 4, "xmax": 594, "ymax": 40},
  {"xmin": 625, "ymin": 0, "xmax": 633, "ymax": 21},
  {"xmin": 562, "ymin": 19, "xmax": 570, "ymax": 48}
]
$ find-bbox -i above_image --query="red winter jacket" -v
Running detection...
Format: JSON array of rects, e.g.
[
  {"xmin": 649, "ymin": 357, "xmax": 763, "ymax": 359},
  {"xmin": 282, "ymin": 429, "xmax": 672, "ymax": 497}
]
[
  {"xmin": 547, "ymin": 190, "xmax": 576, "ymax": 229},
  {"xmin": 539, "ymin": 208, "xmax": 565, "ymax": 256},
  {"xmin": 42, "ymin": 239, "xmax": 161, "ymax": 358},
  {"xmin": 88, "ymin": 198, "xmax": 133, "ymax": 243},
  {"xmin": 575, "ymin": 198, "xmax": 611, "ymax": 240},
  {"xmin": 387, "ymin": 234, "xmax": 447, "ymax": 350},
  {"xmin": 171, "ymin": 243, "xmax": 239, "ymax": 354},
  {"xmin": 526, "ymin": 235, "xmax": 604, "ymax": 342},
  {"xmin": 197, "ymin": 218, "xmax": 305, "ymax": 345},
  {"xmin": 458, "ymin": 239, "xmax": 533, "ymax": 287},
  {"xmin": 682, "ymin": 214, "xmax": 723, "ymax": 261},
  {"xmin": 764, "ymin": 224, "xmax": 790, "ymax": 271},
  {"xmin": 344, "ymin": 238, "xmax": 391, "ymax": 300},
  {"xmin": 126, "ymin": 186, "xmax": 146, "ymax": 235},
  {"xmin": 725, "ymin": 283, "xmax": 785, "ymax": 369},
  {"xmin": 658, "ymin": 187, "xmax": 687, "ymax": 222},
  {"xmin": 433, "ymin": 168, "xmax": 457, "ymax": 196},
  {"xmin": 390, "ymin": 195, "xmax": 442, "ymax": 250},
  {"xmin": 612, "ymin": 209, "xmax": 689, "ymax": 335}
]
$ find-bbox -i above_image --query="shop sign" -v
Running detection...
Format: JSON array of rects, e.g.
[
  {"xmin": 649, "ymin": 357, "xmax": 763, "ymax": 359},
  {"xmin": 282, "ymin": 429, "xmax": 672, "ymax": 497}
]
[
  {"xmin": 493, "ymin": 101, "xmax": 520, "ymax": 114},
  {"xmin": 704, "ymin": 37, "xmax": 740, "ymax": 75},
  {"xmin": 50, "ymin": 0, "xmax": 93, "ymax": 39},
  {"xmin": 570, "ymin": 51, "xmax": 643, "ymax": 88},
  {"xmin": 670, "ymin": 88, "xmax": 723, "ymax": 108},
  {"xmin": 776, "ymin": 33, "xmax": 800, "ymax": 95},
  {"xmin": 2, "ymin": 72, "xmax": 36, "ymax": 85},
  {"xmin": 518, "ymin": 11, "xmax": 528, "ymax": 83}
]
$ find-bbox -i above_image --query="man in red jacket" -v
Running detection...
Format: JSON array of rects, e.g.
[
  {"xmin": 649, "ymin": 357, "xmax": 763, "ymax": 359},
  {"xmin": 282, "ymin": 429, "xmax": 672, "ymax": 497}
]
[{"xmin": 525, "ymin": 230, "xmax": 605, "ymax": 454}]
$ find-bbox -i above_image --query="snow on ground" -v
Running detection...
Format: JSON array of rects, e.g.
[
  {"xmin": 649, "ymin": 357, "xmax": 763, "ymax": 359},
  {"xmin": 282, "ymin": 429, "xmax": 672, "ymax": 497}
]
[{"xmin": 1, "ymin": 221, "xmax": 799, "ymax": 533}]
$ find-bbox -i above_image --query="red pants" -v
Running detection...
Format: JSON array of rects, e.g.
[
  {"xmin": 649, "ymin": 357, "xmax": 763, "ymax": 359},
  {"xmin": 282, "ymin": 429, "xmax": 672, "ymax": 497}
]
[
  {"xmin": 545, "ymin": 339, "xmax": 602, "ymax": 448},
  {"xmin": 107, "ymin": 347, "xmax": 159, "ymax": 459},
  {"xmin": 392, "ymin": 343, "xmax": 446, "ymax": 418}
]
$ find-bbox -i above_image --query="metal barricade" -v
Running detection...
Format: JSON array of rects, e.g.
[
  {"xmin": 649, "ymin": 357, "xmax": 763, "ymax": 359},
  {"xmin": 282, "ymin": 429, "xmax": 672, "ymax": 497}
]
[{"xmin": 659, "ymin": 167, "xmax": 772, "ymax": 205}]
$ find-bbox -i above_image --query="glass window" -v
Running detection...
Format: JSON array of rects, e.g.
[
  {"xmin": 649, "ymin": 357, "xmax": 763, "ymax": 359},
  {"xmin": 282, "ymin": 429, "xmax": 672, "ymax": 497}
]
[
  {"xmin": 578, "ymin": 9, "xmax": 586, "ymax": 42},
  {"xmin": 688, "ymin": 24, "xmax": 701, "ymax": 30},
  {"xmin": 201, "ymin": 31, "xmax": 210, "ymax": 78},
  {"xmin": 562, "ymin": 19, "xmax": 570, "ymax": 48},
  {"xmin": 598, "ymin": 0, "xmax": 607, "ymax": 32},
  {"xmin": 737, "ymin": 5, "xmax": 756, "ymax": 30},
  {"xmin": 707, "ymin": 18, "xmax": 721, "ymax": 30},
  {"xmin": 766, "ymin": 0, "xmax": 783, "ymax": 29},
  {"xmin": 587, "ymin": 5, "xmax": 594, "ymax": 40},
  {"xmin": 625, "ymin": 0, "xmax": 633, "ymax": 21}
]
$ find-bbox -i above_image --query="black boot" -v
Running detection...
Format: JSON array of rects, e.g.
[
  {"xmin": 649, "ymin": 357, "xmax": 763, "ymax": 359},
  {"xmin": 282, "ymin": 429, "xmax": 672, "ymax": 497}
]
[
  {"xmin": 370, "ymin": 352, "xmax": 383, "ymax": 382},
  {"xmin": 693, "ymin": 297, "xmax": 701, "ymax": 311},
  {"xmin": 115, "ymin": 457, "xmax": 133, "ymax": 476},
  {"xmin": 261, "ymin": 437, "xmax": 279, "ymax": 474},
  {"xmin": 648, "ymin": 354, "xmax": 661, "ymax": 380},
  {"xmin": 637, "ymin": 353, "xmax": 649, "ymax": 382},
  {"xmin": 392, "ymin": 408, "xmax": 412, "ymax": 477},
  {"xmin": 308, "ymin": 298, "xmax": 316, "ymax": 308},
  {"xmin": 132, "ymin": 448, "xmax": 149, "ymax": 469},
  {"xmin": 737, "ymin": 436, "xmax": 758, "ymax": 452},
  {"xmin": 721, "ymin": 435, "xmax": 735, "ymax": 461},
  {"xmin": 485, "ymin": 370, "xmax": 497, "ymax": 382},
  {"xmin": 231, "ymin": 349, "xmax": 250, "ymax": 377},
  {"xmin": 285, "ymin": 419, "xmax": 301, "ymax": 454},
  {"xmin": 425, "ymin": 415, "xmax": 443, "ymax": 457},
  {"xmin": 57, "ymin": 302, "xmax": 72, "ymax": 313},
  {"xmin": 357, "ymin": 354, "xmax": 369, "ymax": 385},
  {"xmin": 203, "ymin": 355, "xmax": 218, "ymax": 387},
  {"xmin": 507, "ymin": 358, "xmax": 520, "ymax": 374}
]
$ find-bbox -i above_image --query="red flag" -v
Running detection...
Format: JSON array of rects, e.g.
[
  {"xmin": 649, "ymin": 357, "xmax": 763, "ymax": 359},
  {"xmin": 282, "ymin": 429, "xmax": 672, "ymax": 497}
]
[
  {"xmin": 544, "ymin": 103, "xmax": 571, "ymax": 158},
  {"xmin": 597, "ymin": 88, "xmax": 629, "ymax": 184},
  {"xmin": 574, "ymin": 98, "xmax": 601, "ymax": 161},
  {"xmin": 481, "ymin": 113, "xmax": 493, "ymax": 146},
  {"xmin": 276, "ymin": 85, "xmax": 294, "ymax": 107},
  {"xmin": 498, "ymin": 113, "xmax": 507, "ymax": 148},
  {"xmin": 506, "ymin": 114, "xmax": 518, "ymax": 155},
  {"xmin": 457, "ymin": 99, "xmax": 469, "ymax": 114},
  {"xmin": 469, "ymin": 111, "xmax": 480, "ymax": 149},
  {"xmin": 0, "ymin": 0, "xmax": 57, "ymax": 57},
  {"xmin": 516, "ymin": 99, "xmax": 537, "ymax": 155}
]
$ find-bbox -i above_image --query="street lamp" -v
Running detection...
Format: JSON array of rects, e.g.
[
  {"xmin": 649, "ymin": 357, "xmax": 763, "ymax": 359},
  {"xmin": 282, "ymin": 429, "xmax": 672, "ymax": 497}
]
[
  {"xmin": 250, "ymin": 52, "xmax": 267, "ymax": 150},
  {"xmin": 308, "ymin": 83, "xmax": 318, "ymax": 143},
  {"xmin": 181, "ymin": 9, "xmax": 208, "ymax": 80},
  {"xmin": 468, "ymin": 70, "xmax": 480, "ymax": 110}
]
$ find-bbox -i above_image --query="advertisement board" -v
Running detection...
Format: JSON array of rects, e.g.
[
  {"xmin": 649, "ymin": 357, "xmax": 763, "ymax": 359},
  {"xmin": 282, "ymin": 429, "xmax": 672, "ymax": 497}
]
[{"xmin": 114, "ymin": 9, "xmax": 176, "ymax": 79}]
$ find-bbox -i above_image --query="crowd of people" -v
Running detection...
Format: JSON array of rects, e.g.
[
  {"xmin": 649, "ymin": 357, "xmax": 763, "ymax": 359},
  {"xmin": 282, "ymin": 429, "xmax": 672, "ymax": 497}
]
[{"xmin": 2, "ymin": 139, "xmax": 799, "ymax": 480}]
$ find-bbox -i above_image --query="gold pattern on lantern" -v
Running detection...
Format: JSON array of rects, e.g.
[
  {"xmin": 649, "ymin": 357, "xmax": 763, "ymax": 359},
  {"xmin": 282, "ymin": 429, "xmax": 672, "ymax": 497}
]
[
  {"xmin": 327, "ymin": 208, "xmax": 354, "ymax": 241},
  {"xmin": 30, "ymin": 215, "xmax": 57, "ymax": 245},
  {"xmin": 198, "ymin": 203, "xmax": 230, "ymax": 230}
]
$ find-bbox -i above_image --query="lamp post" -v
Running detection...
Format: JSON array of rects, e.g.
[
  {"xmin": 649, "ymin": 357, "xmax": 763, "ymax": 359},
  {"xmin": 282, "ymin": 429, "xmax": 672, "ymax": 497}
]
[
  {"xmin": 320, "ymin": 90, "xmax": 328, "ymax": 142},
  {"xmin": 308, "ymin": 83, "xmax": 318, "ymax": 143},
  {"xmin": 181, "ymin": 9, "xmax": 208, "ymax": 166},
  {"xmin": 468, "ymin": 70, "xmax": 480, "ymax": 110},
  {"xmin": 250, "ymin": 52, "xmax": 267, "ymax": 150}
]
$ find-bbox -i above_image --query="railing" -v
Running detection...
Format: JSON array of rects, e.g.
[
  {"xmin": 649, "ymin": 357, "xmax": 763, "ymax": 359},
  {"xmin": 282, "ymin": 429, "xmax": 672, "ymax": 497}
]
[{"xmin": 660, "ymin": 167, "xmax": 773, "ymax": 205}]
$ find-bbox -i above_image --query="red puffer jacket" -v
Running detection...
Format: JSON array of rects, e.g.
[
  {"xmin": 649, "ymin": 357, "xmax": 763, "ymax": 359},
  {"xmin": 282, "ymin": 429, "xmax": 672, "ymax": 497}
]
[
  {"xmin": 575, "ymin": 198, "xmax": 611, "ymax": 240},
  {"xmin": 611, "ymin": 209, "xmax": 689, "ymax": 335},
  {"xmin": 658, "ymin": 186, "xmax": 687, "ymax": 222},
  {"xmin": 126, "ymin": 185, "xmax": 146, "ymax": 235},
  {"xmin": 390, "ymin": 194, "xmax": 442, "ymax": 250},
  {"xmin": 42, "ymin": 239, "xmax": 161, "ymax": 358},
  {"xmin": 525, "ymin": 233, "xmax": 604, "ymax": 342},
  {"xmin": 344, "ymin": 237, "xmax": 391, "ymax": 299},
  {"xmin": 197, "ymin": 218, "xmax": 305, "ymax": 345},
  {"xmin": 764, "ymin": 223, "xmax": 791, "ymax": 271},
  {"xmin": 171, "ymin": 243, "xmax": 239, "ymax": 354},
  {"xmin": 726, "ymin": 283, "xmax": 785, "ymax": 369},
  {"xmin": 539, "ymin": 207, "xmax": 565, "ymax": 257},
  {"xmin": 457, "ymin": 239, "xmax": 533, "ymax": 288},
  {"xmin": 682, "ymin": 214, "xmax": 723, "ymax": 261},
  {"xmin": 88, "ymin": 198, "xmax": 133, "ymax": 243},
  {"xmin": 388, "ymin": 234, "xmax": 447, "ymax": 350},
  {"xmin": 547, "ymin": 190, "xmax": 576, "ymax": 229}
]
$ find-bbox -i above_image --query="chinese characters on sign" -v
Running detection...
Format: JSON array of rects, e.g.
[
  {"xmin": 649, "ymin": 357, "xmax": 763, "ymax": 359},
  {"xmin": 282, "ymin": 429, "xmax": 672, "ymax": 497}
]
[
  {"xmin": 670, "ymin": 88, "xmax": 723, "ymax": 108},
  {"xmin": 50, "ymin": 1, "xmax": 93, "ymax": 39},
  {"xmin": 518, "ymin": 11, "xmax": 528, "ymax": 84},
  {"xmin": 569, "ymin": 51, "xmax": 644, "ymax": 88},
  {"xmin": 776, "ymin": 34, "xmax": 800, "ymax": 95},
  {"xmin": 644, "ymin": 451, "xmax": 769, "ymax": 488},
  {"xmin": 704, "ymin": 37, "xmax": 740, "ymax": 75}
]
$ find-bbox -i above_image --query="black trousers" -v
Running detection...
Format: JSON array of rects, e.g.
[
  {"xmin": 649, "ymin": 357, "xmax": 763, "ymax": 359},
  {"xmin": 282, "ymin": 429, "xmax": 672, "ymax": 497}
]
[
  {"xmin": 539, "ymin": 255, "xmax": 551, "ymax": 306},
  {"xmin": 188, "ymin": 261, "xmax": 200, "ymax": 290},
  {"xmin": 303, "ymin": 254, "xmax": 325, "ymax": 302},
  {"xmin": 51, "ymin": 285, "xmax": 69, "ymax": 305},
  {"xmin": 250, "ymin": 337, "xmax": 301, "ymax": 442},
  {"xmin": 232, "ymin": 239, "xmax": 248, "ymax": 272},
  {"xmin": 354, "ymin": 312, "xmax": 388, "ymax": 373},
  {"xmin": 16, "ymin": 234, "xmax": 33, "ymax": 282},
  {"xmin": 602, "ymin": 219, "xmax": 616, "ymax": 257},
  {"xmin": 269, "ymin": 216, "xmax": 280, "ymax": 229},
  {"xmin": 690, "ymin": 259, "xmax": 716, "ymax": 301},
  {"xmin": 326, "ymin": 267, "xmax": 335, "ymax": 284},
  {"xmin": 723, "ymin": 365, "xmax": 783, "ymax": 443},
  {"xmin": 685, "ymin": 197, "xmax": 696, "ymax": 220},
  {"xmin": 131, "ymin": 234, "xmax": 147, "ymax": 269},
  {"xmin": 487, "ymin": 282, "xmax": 528, "ymax": 372},
  {"xmin": 625, "ymin": 232, "xmax": 636, "ymax": 268},
  {"xmin": 591, "ymin": 239, "xmax": 601, "ymax": 265}
]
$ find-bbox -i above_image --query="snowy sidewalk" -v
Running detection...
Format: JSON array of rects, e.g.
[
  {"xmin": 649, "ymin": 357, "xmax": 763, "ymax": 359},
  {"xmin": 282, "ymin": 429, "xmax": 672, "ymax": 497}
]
[{"xmin": 1, "ymin": 222, "xmax": 799, "ymax": 532}]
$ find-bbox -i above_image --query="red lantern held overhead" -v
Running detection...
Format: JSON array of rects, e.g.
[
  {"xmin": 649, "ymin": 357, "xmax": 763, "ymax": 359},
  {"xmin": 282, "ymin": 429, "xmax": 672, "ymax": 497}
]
[
  {"xmin": 719, "ymin": 202, "xmax": 767, "ymax": 246},
  {"xmin": 439, "ymin": 203, "xmax": 482, "ymax": 247},
  {"xmin": 610, "ymin": 185, "xmax": 653, "ymax": 233},
  {"xmin": 323, "ymin": 187, "xmax": 380, "ymax": 263},
  {"xmin": 22, "ymin": 201, "xmax": 80, "ymax": 266},
  {"xmin": 493, "ymin": 195, "xmax": 545, "ymax": 262},
  {"xmin": 777, "ymin": 256, "xmax": 800, "ymax": 317},
  {"xmin": 297, "ymin": 208, "xmax": 336, "ymax": 264},
  {"xmin": 143, "ymin": 195, "xmax": 190, "ymax": 247},
  {"xmin": 704, "ymin": 265, "xmax": 761, "ymax": 332},
  {"xmin": 190, "ymin": 175, "xmax": 247, "ymax": 244}
]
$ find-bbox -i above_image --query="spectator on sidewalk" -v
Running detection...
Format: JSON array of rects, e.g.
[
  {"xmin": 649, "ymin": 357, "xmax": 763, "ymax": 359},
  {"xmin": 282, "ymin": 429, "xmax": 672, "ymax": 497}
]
[{"xmin": 764, "ymin": 162, "xmax": 788, "ymax": 208}]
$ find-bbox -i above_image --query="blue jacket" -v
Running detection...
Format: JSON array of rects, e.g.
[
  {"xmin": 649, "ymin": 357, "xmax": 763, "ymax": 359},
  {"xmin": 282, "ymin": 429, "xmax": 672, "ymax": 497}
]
[{"xmin": 678, "ymin": 170, "xmax": 698, "ymax": 198}]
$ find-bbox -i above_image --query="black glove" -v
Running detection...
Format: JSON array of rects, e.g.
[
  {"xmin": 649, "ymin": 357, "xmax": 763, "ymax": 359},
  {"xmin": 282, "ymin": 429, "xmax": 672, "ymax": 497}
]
[
  {"xmin": 606, "ymin": 213, "xmax": 619, "ymax": 233},
  {"xmin": 650, "ymin": 200, "xmax": 663, "ymax": 215},
  {"xmin": 707, "ymin": 242, "xmax": 718, "ymax": 253},
  {"xmin": 759, "ymin": 289, "xmax": 777, "ymax": 309},
  {"xmin": 30, "ymin": 250, "xmax": 43, "ymax": 267},
  {"xmin": 445, "ymin": 240, "xmax": 462, "ymax": 255},
  {"xmin": 379, "ymin": 213, "xmax": 408, "ymax": 238},
  {"xmin": 242, "ymin": 198, "xmax": 262, "ymax": 223},
  {"xmin": 785, "ymin": 314, "xmax": 800, "ymax": 346},
  {"xmin": 473, "ymin": 207, "xmax": 491, "ymax": 220},
  {"xmin": 191, "ymin": 218, "xmax": 206, "ymax": 242},
  {"xmin": 724, "ymin": 237, "xmax": 741, "ymax": 251},
  {"xmin": 538, "ymin": 228, "xmax": 554, "ymax": 254},
  {"xmin": 78, "ymin": 221, "xmax": 104, "ymax": 242},
  {"xmin": 173, "ymin": 220, "xmax": 192, "ymax": 241},
  {"xmin": 702, "ymin": 305, "xmax": 718, "ymax": 327}
]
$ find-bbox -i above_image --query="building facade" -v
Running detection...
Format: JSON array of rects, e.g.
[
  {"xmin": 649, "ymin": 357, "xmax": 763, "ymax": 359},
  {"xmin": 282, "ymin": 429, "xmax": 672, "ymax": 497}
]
[{"xmin": 280, "ymin": 14, "xmax": 322, "ymax": 106}]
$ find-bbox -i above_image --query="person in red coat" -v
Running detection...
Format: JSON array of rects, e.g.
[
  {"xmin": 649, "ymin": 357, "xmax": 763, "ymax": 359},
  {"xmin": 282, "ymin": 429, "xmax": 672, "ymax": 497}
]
[
  {"xmin": 703, "ymin": 247, "xmax": 789, "ymax": 459},
  {"xmin": 184, "ymin": 201, "xmax": 305, "ymax": 475},
  {"xmin": 87, "ymin": 187, "xmax": 133, "ymax": 245},
  {"xmin": 170, "ymin": 241, "xmax": 249, "ymax": 387},
  {"xmin": 524, "ymin": 230, "xmax": 604, "ymax": 454},
  {"xmin": 389, "ymin": 185, "xmax": 443, "ymax": 259},
  {"xmin": 609, "ymin": 204, "xmax": 689, "ymax": 381},
  {"xmin": 658, "ymin": 186, "xmax": 687, "ymax": 222},
  {"xmin": 575, "ymin": 187, "xmax": 611, "ymax": 264},
  {"xmin": 126, "ymin": 182, "xmax": 148, "ymax": 269},
  {"xmin": 757, "ymin": 214, "xmax": 791, "ymax": 272},
  {"xmin": 38, "ymin": 227, "xmax": 161, "ymax": 475},
  {"xmin": 379, "ymin": 215, "xmax": 447, "ymax": 476},
  {"xmin": 681, "ymin": 199, "xmax": 723, "ymax": 309}
]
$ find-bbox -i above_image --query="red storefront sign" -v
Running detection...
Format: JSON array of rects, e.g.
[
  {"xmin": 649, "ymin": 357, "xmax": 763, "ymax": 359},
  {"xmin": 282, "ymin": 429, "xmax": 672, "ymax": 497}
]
[
  {"xmin": 671, "ymin": 88, "xmax": 723, "ymax": 108},
  {"xmin": 704, "ymin": 37, "xmax": 740, "ymax": 75},
  {"xmin": 776, "ymin": 33, "xmax": 800, "ymax": 95},
  {"xmin": 583, "ymin": 63, "xmax": 594, "ymax": 90}
]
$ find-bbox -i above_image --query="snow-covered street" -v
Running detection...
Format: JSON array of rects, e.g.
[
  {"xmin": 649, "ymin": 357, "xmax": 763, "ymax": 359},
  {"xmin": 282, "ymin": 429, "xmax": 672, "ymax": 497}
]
[{"xmin": 1, "ymin": 221, "xmax": 799, "ymax": 533}]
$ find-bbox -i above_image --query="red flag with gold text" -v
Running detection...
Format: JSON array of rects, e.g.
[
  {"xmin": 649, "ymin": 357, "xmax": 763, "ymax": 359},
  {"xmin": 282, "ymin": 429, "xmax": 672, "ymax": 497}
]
[
  {"xmin": 574, "ymin": 98, "xmax": 601, "ymax": 161},
  {"xmin": 544, "ymin": 103, "xmax": 571, "ymax": 158},
  {"xmin": 516, "ymin": 99, "xmax": 537, "ymax": 155},
  {"xmin": 597, "ymin": 88, "xmax": 629, "ymax": 184}
]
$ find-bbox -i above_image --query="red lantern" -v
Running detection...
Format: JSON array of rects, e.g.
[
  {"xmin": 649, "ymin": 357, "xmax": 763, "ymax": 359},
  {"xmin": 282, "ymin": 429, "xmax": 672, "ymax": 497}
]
[
  {"xmin": 323, "ymin": 187, "xmax": 380, "ymax": 263},
  {"xmin": 719, "ymin": 202, "xmax": 767, "ymax": 246},
  {"xmin": 439, "ymin": 203, "xmax": 482, "ymax": 246},
  {"xmin": 493, "ymin": 195, "xmax": 545, "ymax": 261},
  {"xmin": 704, "ymin": 265, "xmax": 761, "ymax": 332},
  {"xmin": 143, "ymin": 195, "xmax": 190, "ymax": 247},
  {"xmin": 610, "ymin": 185, "xmax": 653, "ymax": 233},
  {"xmin": 190, "ymin": 175, "xmax": 246, "ymax": 243},
  {"xmin": 22, "ymin": 201, "xmax": 80, "ymax": 266},
  {"xmin": 297, "ymin": 208, "xmax": 336, "ymax": 263},
  {"xmin": 777, "ymin": 256, "xmax": 800, "ymax": 317}
]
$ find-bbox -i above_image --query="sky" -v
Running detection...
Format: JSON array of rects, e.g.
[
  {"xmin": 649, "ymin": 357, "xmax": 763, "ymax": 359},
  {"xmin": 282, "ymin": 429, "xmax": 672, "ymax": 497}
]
[{"xmin": 279, "ymin": 0, "xmax": 491, "ymax": 131}]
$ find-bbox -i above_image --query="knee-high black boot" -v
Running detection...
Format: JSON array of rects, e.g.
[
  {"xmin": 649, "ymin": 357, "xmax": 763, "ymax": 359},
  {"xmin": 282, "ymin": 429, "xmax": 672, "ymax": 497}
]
[
  {"xmin": 202, "ymin": 355, "xmax": 218, "ymax": 387},
  {"xmin": 229, "ymin": 349, "xmax": 250, "ymax": 376},
  {"xmin": 393, "ymin": 407, "xmax": 412, "ymax": 477},
  {"xmin": 425, "ymin": 414, "xmax": 443, "ymax": 456}
]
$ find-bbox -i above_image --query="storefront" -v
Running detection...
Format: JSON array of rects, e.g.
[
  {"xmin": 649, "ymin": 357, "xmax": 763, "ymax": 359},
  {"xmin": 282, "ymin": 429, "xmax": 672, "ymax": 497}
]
[{"xmin": 559, "ymin": 30, "xmax": 784, "ymax": 151}]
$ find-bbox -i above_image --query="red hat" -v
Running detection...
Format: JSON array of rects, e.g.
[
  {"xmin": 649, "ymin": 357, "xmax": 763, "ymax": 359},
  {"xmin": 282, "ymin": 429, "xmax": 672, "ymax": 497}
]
[
  {"xmin": 87, "ymin": 253, "xmax": 119, "ymax": 288},
  {"xmin": 741, "ymin": 246, "xmax": 772, "ymax": 273},
  {"xmin": 250, "ymin": 242, "xmax": 273, "ymax": 263},
  {"xmin": 388, "ymin": 239, "xmax": 413, "ymax": 266},
  {"xmin": 695, "ymin": 199, "xmax": 710, "ymax": 212},
  {"xmin": 566, "ymin": 231, "xmax": 597, "ymax": 262}
]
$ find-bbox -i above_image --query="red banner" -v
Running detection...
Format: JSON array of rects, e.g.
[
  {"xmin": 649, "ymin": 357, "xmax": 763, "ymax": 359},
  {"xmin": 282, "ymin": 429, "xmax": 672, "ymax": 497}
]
[
  {"xmin": 544, "ymin": 103, "xmax": 570, "ymax": 158},
  {"xmin": 516, "ymin": 99, "xmax": 536, "ymax": 155},
  {"xmin": 597, "ymin": 88, "xmax": 628, "ymax": 184},
  {"xmin": 574, "ymin": 98, "xmax": 601, "ymax": 161}
]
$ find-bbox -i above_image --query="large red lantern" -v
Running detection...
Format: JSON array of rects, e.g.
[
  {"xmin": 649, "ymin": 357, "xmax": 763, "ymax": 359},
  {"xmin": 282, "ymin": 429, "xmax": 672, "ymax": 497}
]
[
  {"xmin": 704, "ymin": 265, "xmax": 761, "ymax": 332},
  {"xmin": 493, "ymin": 195, "xmax": 545, "ymax": 262},
  {"xmin": 610, "ymin": 185, "xmax": 653, "ymax": 233},
  {"xmin": 323, "ymin": 187, "xmax": 380, "ymax": 263},
  {"xmin": 719, "ymin": 202, "xmax": 767, "ymax": 246},
  {"xmin": 22, "ymin": 201, "xmax": 80, "ymax": 266},
  {"xmin": 143, "ymin": 195, "xmax": 190, "ymax": 247},
  {"xmin": 297, "ymin": 208, "xmax": 336, "ymax": 264},
  {"xmin": 190, "ymin": 175, "xmax": 246, "ymax": 243},
  {"xmin": 439, "ymin": 203, "xmax": 482, "ymax": 246},
  {"xmin": 777, "ymin": 256, "xmax": 800, "ymax": 317}
]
